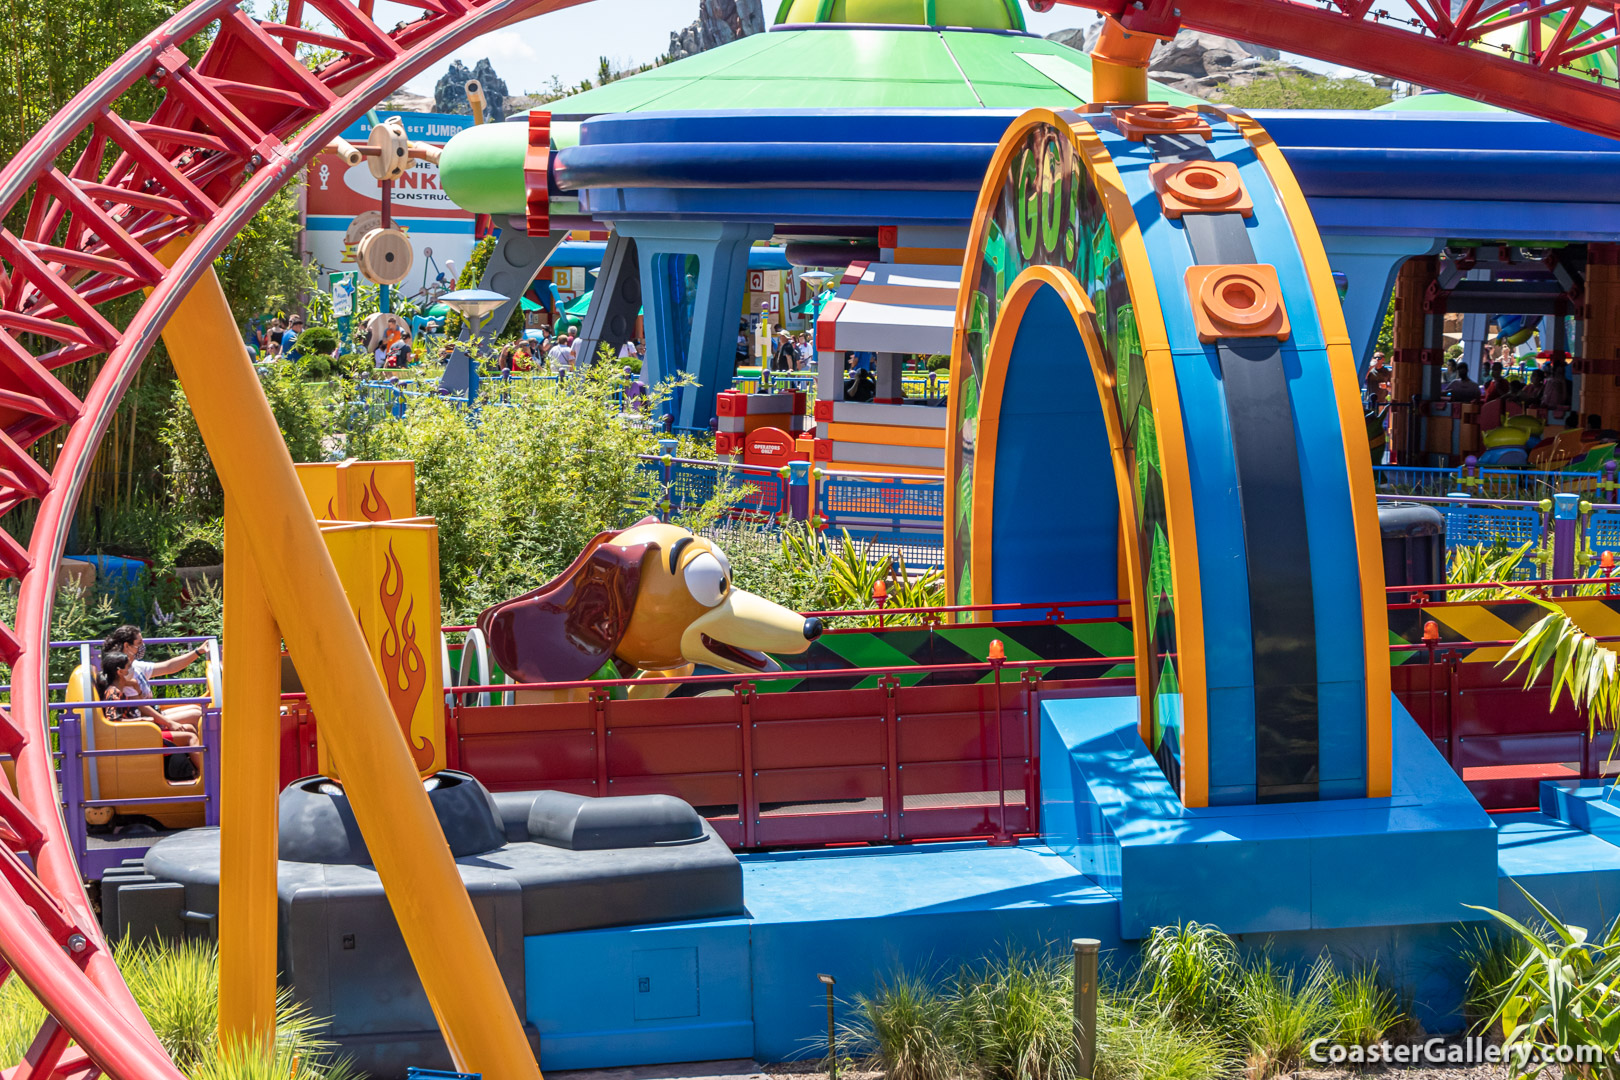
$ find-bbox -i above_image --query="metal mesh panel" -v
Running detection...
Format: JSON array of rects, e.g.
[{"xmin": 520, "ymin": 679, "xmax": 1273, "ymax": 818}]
[
  {"xmin": 817, "ymin": 473, "xmax": 945, "ymax": 530},
  {"xmin": 1443, "ymin": 504, "xmax": 1543, "ymax": 549}
]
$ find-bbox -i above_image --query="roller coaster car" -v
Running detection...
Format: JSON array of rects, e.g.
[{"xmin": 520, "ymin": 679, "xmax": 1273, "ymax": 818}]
[{"xmin": 64, "ymin": 661, "xmax": 211, "ymax": 830}]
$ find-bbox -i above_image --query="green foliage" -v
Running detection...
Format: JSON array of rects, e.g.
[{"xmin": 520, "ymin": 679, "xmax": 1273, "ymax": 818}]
[
  {"xmin": 844, "ymin": 950, "xmax": 1078, "ymax": 1080},
  {"xmin": 849, "ymin": 970, "xmax": 958, "ymax": 1080},
  {"xmin": 718, "ymin": 524, "xmax": 946, "ymax": 624},
  {"xmin": 0, "ymin": 581, "xmax": 122, "ymax": 686},
  {"xmin": 0, "ymin": 938, "xmax": 356, "ymax": 1080},
  {"xmin": 1135, "ymin": 922, "xmax": 1240, "ymax": 1030},
  {"xmin": 1460, "ymin": 925, "xmax": 1532, "ymax": 1034},
  {"xmin": 344, "ymin": 367, "xmax": 726, "ymax": 619},
  {"xmin": 1329, "ymin": 965, "xmax": 1406, "ymax": 1049},
  {"xmin": 845, "ymin": 931, "xmax": 1409, "ymax": 1080},
  {"xmin": 1470, "ymin": 885, "xmax": 1620, "ymax": 1079},
  {"xmin": 296, "ymin": 326, "xmax": 340, "ymax": 356},
  {"xmin": 0, "ymin": 0, "xmax": 202, "ymax": 213},
  {"xmin": 1447, "ymin": 540, "xmax": 1534, "ymax": 600},
  {"xmin": 1215, "ymin": 71, "xmax": 1393, "ymax": 110},
  {"xmin": 0, "ymin": 955, "xmax": 49, "ymax": 1062},
  {"xmin": 1095, "ymin": 1000, "xmax": 1230, "ymax": 1080},
  {"xmin": 927, "ymin": 354, "xmax": 952, "ymax": 372},
  {"xmin": 1376, "ymin": 303, "xmax": 1394, "ymax": 357},
  {"xmin": 1232, "ymin": 956, "xmax": 1337, "ymax": 1078},
  {"xmin": 162, "ymin": 366, "xmax": 335, "ymax": 520},
  {"xmin": 1502, "ymin": 590, "xmax": 1620, "ymax": 732},
  {"xmin": 213, "ymin": 187, "xmax": 313, "ymax": 329}
]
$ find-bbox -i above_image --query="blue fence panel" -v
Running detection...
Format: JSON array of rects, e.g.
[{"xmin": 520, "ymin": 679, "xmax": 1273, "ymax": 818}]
[
  {"xmin": 835, "ymin": 529, "xmax": 946, "ymax": 570},
  {"xmin": 1588, "ymin": 511, "xmax": 1620, "ymax": 554},
  {"xmin": 1471, "ymin": 469, "xmax": 1609, "ymax": 500},
  {"xmin": 645, "ymin": 459, "xmax": 789, "ymax": 522},
  {"xmin": 1443, "ymin": 503, "xmax": 1543, "ymax": 550},
  {"xmin": 1372, "ymin": 466, "xmax": 1457, "ymax": 495},
  {"xmin": 816, "ymin": 472, "xmax": 945, "ymax": 533}
]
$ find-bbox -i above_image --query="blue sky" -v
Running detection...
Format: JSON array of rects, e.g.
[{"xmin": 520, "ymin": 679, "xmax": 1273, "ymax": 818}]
[{"xmin": 384, "ymin": 0, "xmax": 1117, "ymax": 97}]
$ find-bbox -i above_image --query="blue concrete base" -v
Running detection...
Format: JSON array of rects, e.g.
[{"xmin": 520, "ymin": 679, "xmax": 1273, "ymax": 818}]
[
  {"xmin": 1039, "ymin": 693, "xmax": 1498, "ymax": 938},
  {"xmin": 515, "ymin": 705, "xmax": 1620, "ymax": 1070},
  {"xmin": 526, "ymin": 919, "xmax": 754, "ymax": 1070}
]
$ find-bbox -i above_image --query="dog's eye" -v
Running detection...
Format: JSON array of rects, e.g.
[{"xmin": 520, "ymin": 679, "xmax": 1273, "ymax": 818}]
[
  {"xmin": 711, "ymin": 545, "xmax": 732, "ymax": 583},
  {"xmin": 684, "ymin": 553, "xmax": 728, "ymax": 607}
]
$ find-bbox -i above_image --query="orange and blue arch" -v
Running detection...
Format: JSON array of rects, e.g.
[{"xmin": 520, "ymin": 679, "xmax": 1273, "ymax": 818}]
[{"xmin": 947, "ymin": 108, "xmax": 1390, "ymax": 807}]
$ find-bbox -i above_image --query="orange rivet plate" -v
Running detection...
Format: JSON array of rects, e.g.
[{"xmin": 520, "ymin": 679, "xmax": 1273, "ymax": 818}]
[
  {"xmin": 1113, "ymin": 105, "xmax": 1213, "ymax": 142},
  {"xmin": 1185, "ymin": 264, "xmax": 1291, "ymax": 343},
  {"xmin": 1149, "ymin": 160, "xmax": 1253, "ymax": 219}
]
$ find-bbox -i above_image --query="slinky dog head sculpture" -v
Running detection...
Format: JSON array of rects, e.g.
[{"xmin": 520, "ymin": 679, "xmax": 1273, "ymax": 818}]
[{"xmin": 478, "ymin": 520, "xmax": 823, "ymax": 684}]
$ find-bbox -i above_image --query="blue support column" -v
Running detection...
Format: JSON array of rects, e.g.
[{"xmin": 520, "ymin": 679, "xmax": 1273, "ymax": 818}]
[
  {"xmin": 617, "ymin": 220, "xmax": 773, "ymax": 431},
  {"xmin": 1319, "ymin": 234, "xmax": 1443, "ymax": 375}
]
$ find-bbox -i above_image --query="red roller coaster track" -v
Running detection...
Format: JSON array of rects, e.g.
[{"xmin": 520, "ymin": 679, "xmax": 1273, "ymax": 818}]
[
  {"xmin": 1, "ymin": 0, "xmax": 1618, "ymax": 1077},
  {"xmin": 0, "ymin": 2, "xmax": 586, "ymax": 1079},
  {"xmin": 1036, "ymin": 0, "xmax": 1620, "ymax": 139}
]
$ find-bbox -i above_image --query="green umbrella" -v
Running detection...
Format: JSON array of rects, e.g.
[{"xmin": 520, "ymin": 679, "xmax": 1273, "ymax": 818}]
[
  {"xmin": 520, "ymin": 295, "xmax": 540, "ymax": 312},
  {"xmin": 564, "ymin": 290, "xmax": 593, "ymax": 316}
]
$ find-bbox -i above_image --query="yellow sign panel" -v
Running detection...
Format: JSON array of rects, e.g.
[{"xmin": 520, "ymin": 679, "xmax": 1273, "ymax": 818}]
[
  {"xmin": 317, "ymin": 521, "xmax": 446, "ymax": 779},
  {"xmin": 295, "ymin": 459, "xmax": 416, "ymax": 521},
  {"xmin": 295, "ymin": 462, "xmax": 341, "ymax": 521}
]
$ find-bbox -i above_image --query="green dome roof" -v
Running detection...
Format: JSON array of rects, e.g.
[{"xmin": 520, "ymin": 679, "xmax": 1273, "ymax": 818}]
[
  {"xmin": 543, "ymin": 27, "xmax": 1198, "ymax": 121},
  {"xmin": 774, "ymin": 0, "xmax": 1025, "ymax": 30},
  {"xmin": 440, "ymin": 21, "xmax": 1201, "ymax": 215}
]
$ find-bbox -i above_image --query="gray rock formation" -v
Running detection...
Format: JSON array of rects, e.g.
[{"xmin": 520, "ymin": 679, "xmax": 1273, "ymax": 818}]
[
  {"xmin": 433, "ymin": 58, "xmax": 511, "ymax": 122},
  {"xmin": 1046, "ymin": 23, "xmax": 1301, "ymax": 98},
  {"xmin": 668, "ymin": 0, "xmax": 766, "ymax": 61}
]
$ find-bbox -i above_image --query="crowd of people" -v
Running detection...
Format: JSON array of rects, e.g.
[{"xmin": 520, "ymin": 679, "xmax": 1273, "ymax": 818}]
[{"xmin": 1362, "ymin": 342, "xmax": 1575, "ymax": 413}]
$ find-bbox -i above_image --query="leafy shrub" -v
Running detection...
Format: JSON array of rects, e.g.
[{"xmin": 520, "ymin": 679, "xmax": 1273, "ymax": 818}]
[
  {"xmin": 295, "ymin": 326, "xmax": 338, "ymax": 356},
  {"xmin": 1470, "ymin": 886, "xmax": 1620, "ymax": 1077},
  {"xmin": 298, "ymin": 355, "xmax": 331, "ymax": 379},
  {"xmin": 1134, "ymin": 922, "xmax": 1240, "ymax": 1030},
  {"xmin": 1233, "ymin": 956, "xmax": 1337, "ymax": 1079},
  {"xmin": 1459, "ymin": 925, "xmax": 1532, "ymax": 1035},
  {"xmin": 927, "ymin": 354, "xmax": 951, "ymax": 372},
  {"xmin": 162, "ymin": 365, "xmax": 335, "ymax": 520},
  {"xmin": 343, "ymin": 366, "xmax": 735, "ymax": 620},
  {"xmin": 1, "ymin": 938, "xmax": 353, "ymax": 1080},
  {"xmin": 1096, "ymin": 999, "xmax": 1231, "ymax": 1080},
  {"xmin": 1328, "ymin": 965, "xmax": 1405, "ymax": 1048}
]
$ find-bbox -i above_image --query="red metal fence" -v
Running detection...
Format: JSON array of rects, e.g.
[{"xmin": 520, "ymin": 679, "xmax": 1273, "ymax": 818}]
[
  {"xmin": 1392, "ymin": 639, "xmax": 1615, "ymax": 810},
  {"xmin": 282, "ymin": 654, "xmax": 1135, "ymax": 849}
]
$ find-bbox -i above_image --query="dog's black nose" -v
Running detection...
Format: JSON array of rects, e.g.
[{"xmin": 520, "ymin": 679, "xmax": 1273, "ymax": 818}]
[{"xmin": 803, "ymin": 617, "xmax": 823, "ymax": 641}]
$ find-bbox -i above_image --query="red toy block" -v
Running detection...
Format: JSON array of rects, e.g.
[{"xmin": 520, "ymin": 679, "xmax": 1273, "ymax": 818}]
[
  {"xmin": 717, "ymin": 391, "xmax": 745, "ymax": 417},
  {"xmin": 715, "ymin": 431, "xmax": 739, "ymax": 454},
  {"xmin": 814, "ymin": 399, "xmax": 834, "ymax": 421}
]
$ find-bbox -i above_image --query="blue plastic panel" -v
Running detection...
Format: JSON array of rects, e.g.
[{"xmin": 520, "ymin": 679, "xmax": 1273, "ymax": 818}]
[{"xmin": 524, "ymin": 920, "xmax": 752, "ymax": 1069}]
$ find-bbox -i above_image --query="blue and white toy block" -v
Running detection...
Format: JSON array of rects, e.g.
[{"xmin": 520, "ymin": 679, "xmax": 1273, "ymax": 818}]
[{"xmin": 1041, "ymin": 693, "xmax": 1497, "ymax": 938}]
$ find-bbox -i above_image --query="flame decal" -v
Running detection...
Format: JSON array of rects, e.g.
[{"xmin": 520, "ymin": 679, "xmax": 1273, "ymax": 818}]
[
  {"xmin": 361, "ymin": 468, "xmax": 391, "ymax": 521},
  {"xmin": 378, "ymin": 540, "xmax": 433, "ymax": 771},
  {"xmin": 324, "ymin": 497, "xmax": 336, "ymax": 521}
]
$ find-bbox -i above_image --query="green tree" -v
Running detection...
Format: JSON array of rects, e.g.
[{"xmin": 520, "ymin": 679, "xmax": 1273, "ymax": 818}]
[
  {"xmin": 213, "ymin": 186, "xmax": 313, "ymax": 331},
  {"xmin": 1216, "ymin": 72, "xmax": 1392, "ymax": 110}
]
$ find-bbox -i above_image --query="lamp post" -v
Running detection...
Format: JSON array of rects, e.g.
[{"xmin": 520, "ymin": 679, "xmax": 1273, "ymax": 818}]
[
  {"xmin": 438, "ymin": 288, "xmax": 508, "ymax": 404},
  {"xmin": 802, "ymin": 271, "xmax": 834, "ymax": 370}
]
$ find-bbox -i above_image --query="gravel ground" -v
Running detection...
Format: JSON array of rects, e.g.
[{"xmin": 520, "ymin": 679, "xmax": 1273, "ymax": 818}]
[{"xmin": 758, "ymin": 1038, "xmax": 1524, "ymax": 1080}]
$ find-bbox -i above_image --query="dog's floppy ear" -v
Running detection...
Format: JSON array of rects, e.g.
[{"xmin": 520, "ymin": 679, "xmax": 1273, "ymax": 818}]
[{"xmin": 478, "ymin": 534, "xmax": 658, "ymax": 684}]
